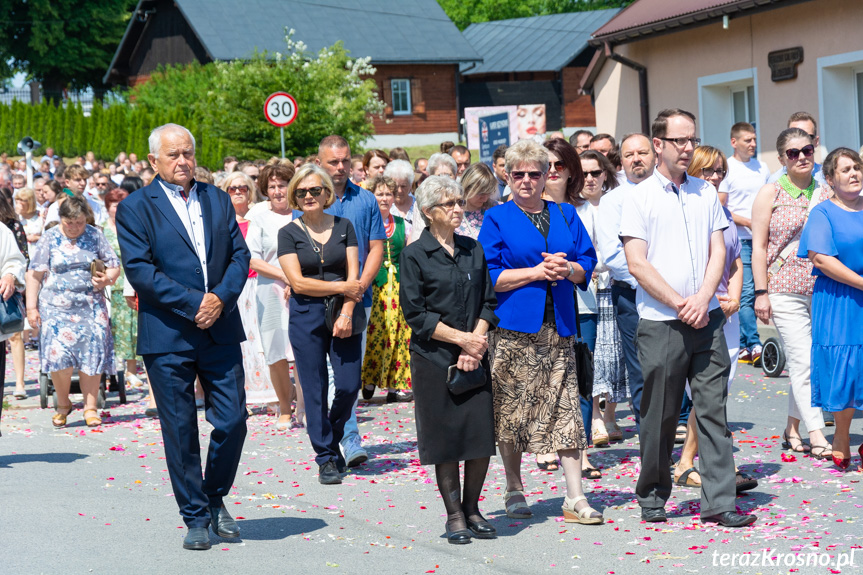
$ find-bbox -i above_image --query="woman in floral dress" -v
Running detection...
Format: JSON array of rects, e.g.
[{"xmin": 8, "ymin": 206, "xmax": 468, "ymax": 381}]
[
  {"xmin": 456, "ymin": 163, "xmax": 498, "ymax": 240},
  {"xmin": 361, "ymin": 175, "xmax": 412, "ymax": 403},
  {"xmin": 26, "ymin": 196, "xmax": 120, "ymax": 428}
]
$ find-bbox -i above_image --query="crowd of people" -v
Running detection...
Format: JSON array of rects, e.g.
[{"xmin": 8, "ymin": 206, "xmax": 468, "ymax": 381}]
[{"xmin": 1, "ymin": 107, "xmax": 861, "ymax": 548}]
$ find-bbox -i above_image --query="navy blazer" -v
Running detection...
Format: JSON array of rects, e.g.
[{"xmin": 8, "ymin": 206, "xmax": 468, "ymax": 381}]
[
  {"xmin": 116, "ymin": 176, "xmax": 251, "ymax": 355},
  {"xmin": 478, "ymin": 200, "xmax": 597, "ymax": 337}
]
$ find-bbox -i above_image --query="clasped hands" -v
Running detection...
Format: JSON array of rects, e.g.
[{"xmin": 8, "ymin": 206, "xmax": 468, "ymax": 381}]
[
  {"xmin": 341, "ymin": 279, "xmax": 365, "ymax": 303},
  {"xmin": 457, "ymin": 331, "xmax": 488, "ymax": 372},
  {"xmin": 195, "ymin": 292, "xmax": 224, "ymax": 329},
  {"xmin": 675, "ymin": 292, "xmax": 710, "ymax": 329},
  {"xmin": 536, "ymin": 252, "xmax": 570, "ymax": 282}
]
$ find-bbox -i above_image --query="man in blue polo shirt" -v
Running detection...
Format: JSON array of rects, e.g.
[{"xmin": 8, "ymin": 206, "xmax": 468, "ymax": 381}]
[{"xmin": 315, "ymin": 135, "xmax": 385, "ymax": 468}]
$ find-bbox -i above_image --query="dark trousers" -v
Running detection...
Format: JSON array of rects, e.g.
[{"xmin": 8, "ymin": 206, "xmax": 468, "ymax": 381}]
[
  {"xmin": 635, "ymin": 308, "xmax": 736, "ymax": 516},
  {"xmin": 578, "ymin": 313, "xmax": 598, "ymax": 439},
  {"xmin": 289, "ymin": 296, "xmax": 362, "ymax": 467},
  {"xmin": 611, "ymin": 284, "xmax": 644, "ymax": 431},
  {"xmin": 143, "ymin": 341, "xmax": 247, "ymax": 528}
]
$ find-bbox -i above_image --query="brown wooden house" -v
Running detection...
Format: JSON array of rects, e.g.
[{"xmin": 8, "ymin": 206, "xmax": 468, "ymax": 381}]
[{"xmin": 104, "ymin": 0, "xmax": 481, "ymax": 145}]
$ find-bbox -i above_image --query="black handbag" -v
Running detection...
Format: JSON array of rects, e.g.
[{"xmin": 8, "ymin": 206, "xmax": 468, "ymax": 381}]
[
  {"xmin": 574, "ymin": 299, "xmax": 594, "ymax": 401},
  {"xmin": 299, "ymin": 217, "xmax": 367, "ymax": 336},
  {"xmin": 0, "ymin": 292, "xmax": 24, "ymax": 335},
  {"xmin": 446, "ymin": 362, "xmax": 486, "ymax": 395}
]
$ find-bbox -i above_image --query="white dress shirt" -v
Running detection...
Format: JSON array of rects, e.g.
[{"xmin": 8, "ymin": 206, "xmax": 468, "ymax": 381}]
[
  {"xmin": 158, "ymin": 179, "xmax": 209, "ymax": 290},
  {"xmin": 575, "ymin": 201, "xmax": 608, "ymax": 315},
  {"xmin": 619, "ymin": 170, "xmax": 728, "ymax": 322},
  {"xmin": 596, "ymin": 180, "xmax": 637, "ymax": 288},
  {"xmin": 718, "ymin": 157, "xmax": 770, "ymax": 240}
]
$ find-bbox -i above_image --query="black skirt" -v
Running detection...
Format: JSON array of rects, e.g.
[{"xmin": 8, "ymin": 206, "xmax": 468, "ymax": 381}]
[{"xmin": 411, "ymin": 352, "xmax": 496, "ymax": 465}]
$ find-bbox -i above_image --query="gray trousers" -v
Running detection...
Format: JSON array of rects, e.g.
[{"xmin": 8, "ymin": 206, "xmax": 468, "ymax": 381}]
[{"xmin": 635, "ymin": 308, "xmax": 736, "ymax": 517}]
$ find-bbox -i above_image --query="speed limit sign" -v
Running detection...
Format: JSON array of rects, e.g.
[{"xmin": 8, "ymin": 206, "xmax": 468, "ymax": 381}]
[{"xmin": 264, "ymin": 92, "xmax": 298, "ymax": 128}]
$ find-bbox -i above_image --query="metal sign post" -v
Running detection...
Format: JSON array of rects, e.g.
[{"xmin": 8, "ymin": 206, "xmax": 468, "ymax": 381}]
[{"xmin": 264, "ymin": 92, "xmax": 299, "ymax": 159}]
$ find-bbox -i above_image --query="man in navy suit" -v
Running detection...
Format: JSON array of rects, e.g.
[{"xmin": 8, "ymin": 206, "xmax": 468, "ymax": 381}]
[{"xmin": 116, "ymin": 124, "xmax": 251, "ymax": 550}]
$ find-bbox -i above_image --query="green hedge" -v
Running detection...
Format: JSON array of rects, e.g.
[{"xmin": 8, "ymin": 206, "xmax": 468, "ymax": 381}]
[{"xmin": 0, "ymin": 99, "xmax": 223, "ymax": 169}]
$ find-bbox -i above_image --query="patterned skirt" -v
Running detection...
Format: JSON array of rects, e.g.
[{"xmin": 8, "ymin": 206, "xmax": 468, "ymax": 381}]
[
  {"xmin": 109, "ymin": 288, "xmax": 139, "ymax": 363},
  {"xmin": 489, "ymin": 323, "xmax": 587, "ymax": 453},
  {"xmin": 361, "ymin": 282, "xmax": 412, "ymax": 390},
  {"xmin": 592, "ymin": 288, "xmax": 629, "ymax": 402}
]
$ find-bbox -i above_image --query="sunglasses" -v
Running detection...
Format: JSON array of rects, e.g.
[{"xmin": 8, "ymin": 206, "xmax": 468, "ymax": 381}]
[
  {"xmin": 785, "ymin": 144, "xmax": 815, "ymax": 161},
  {"xmin": 295, "ymin": 186, "xmax": 324, "ymax": 199},
  {"xmin": 435, "ymin": 199, "xmax": 466, "ymax": 210},
  {"xmin": 549, "ymin": 160, "xmax": 566, "ymax": 171},
  {"xmin": 583, "ymin": 170, "xmax": 604, "ymax": 179},
  {"xmin": 248, "ymin": 175, "xmax": 258, "ymax": 181},
  {"xmin": 510, "ymin": 171, "xmax": 544, "ymax": 181},
  {"xmin": 701, "ymin": 167, "xmax": 726, "ymax": 178},
  {"xmin": 227, "ymin": 185, "xmax": 249, "ymax": 194}
]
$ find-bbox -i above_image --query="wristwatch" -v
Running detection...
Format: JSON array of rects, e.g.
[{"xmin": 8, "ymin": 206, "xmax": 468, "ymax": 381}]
[{"xmin": 754, "ymin": 289, "xmax": 768, "ymax": 296}]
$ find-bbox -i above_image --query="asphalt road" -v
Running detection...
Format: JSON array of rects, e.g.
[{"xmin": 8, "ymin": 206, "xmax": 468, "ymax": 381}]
[{"xmin": 2, "ymin": 355, "xmax": 862, "ymax": 575}]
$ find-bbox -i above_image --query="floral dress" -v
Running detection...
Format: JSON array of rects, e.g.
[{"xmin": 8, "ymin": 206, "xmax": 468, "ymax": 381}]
[
  {"xmin": 30, "ymin": 225, "xmax": 119, "ymax": 375},
  {"xmin": 456, "ymin": 209, "xmax": 486, "ymax": 240},
  {"xmin": 103, "ymin": 224, "xmax": 139, "ymax": 363},
  {"xmin": 361, "ymin": 215, "xmax": 412, "ymax": 390}
]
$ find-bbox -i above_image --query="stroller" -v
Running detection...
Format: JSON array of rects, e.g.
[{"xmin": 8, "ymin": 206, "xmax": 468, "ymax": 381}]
[
  {"xmin": 760, "ymin": 336, "xmax": 786, "ymax": 378},
  {"xmin": 39, "ymin": 369, "xmax": 126, "ymax": 409}
]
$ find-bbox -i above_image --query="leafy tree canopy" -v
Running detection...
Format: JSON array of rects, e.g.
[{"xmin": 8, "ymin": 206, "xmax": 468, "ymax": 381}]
[
  {"xmin": 0, "ymin": 0, "xmax": 136, "ymax": 93},
  {"xmin": 438, "ymin": 0, "xmax": 634, "ymax": 31}
]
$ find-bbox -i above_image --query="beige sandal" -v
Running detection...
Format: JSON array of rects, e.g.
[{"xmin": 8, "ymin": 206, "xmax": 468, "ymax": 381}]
[
  {"xmin": 52, "ymin": 405, "xmax": 73, "ymax": 428},
  {"xmin": 592, "ymin": 419, "xmax": 609, "ymax": 446},
  {"xmin": 562, "ymin": 495, "xmax": 603, "ymax": 524},
  {"xmin": 83, "ymin": 409, "xmax": 102, "ymax": 427},
  {"xmin": 607, "ymin": 421, "xmax": 623, "ymax": 441},
  {"xmin": 504, "ymin": 490, "xmax": 532, "ymax": 519}
]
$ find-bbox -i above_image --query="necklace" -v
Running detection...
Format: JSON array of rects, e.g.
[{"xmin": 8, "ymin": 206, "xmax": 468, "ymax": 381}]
[
  {"xmin": 831, "ymin": 196, "xmax": 863, "ymax": 212},
  {"xmin": 299, "ymin": 218, "xmax": 324, "ymax": 264},
  {"xmin": 516, "ymin": 202, "xmax": 549, "ymax": 231}
]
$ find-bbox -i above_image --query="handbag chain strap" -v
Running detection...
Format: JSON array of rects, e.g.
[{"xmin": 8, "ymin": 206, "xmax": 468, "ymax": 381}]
[{"xmin": 299, "ymin": 217, "xmax": 325, "ymax": 280}]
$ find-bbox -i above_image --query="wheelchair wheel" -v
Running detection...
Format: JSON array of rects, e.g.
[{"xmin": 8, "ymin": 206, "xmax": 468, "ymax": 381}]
[
  {"xmin": 97, "ymin": 374, "xmax": 107, "ymax": 409},
  {"xmin": 39, "ymin": 373, "xmax": 50, "ymax": 409},
  {"xmin": 761, "ymin": 337, "xmax": 785, "ymax": 378}
]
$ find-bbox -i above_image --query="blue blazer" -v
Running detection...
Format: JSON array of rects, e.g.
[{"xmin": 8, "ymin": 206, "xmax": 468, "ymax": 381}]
[
  {"xmin": 116, "ymin": 176, "xmax": 251, "ymax": 355},
  {"xmin": 478, "ymin": 200, "xmax": 597, "ymax": 337}
]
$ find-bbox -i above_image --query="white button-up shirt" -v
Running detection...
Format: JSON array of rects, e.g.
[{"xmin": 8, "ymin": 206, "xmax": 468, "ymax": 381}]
[
  {"xmin": 158, "ymin": 179, "xmax": 208, "ymax": 291},
  {"xmin": 619, "ymin": 170, "xmax": 728, "ymax": 321},
  {"xmin": 596, "ymin": 179, "xmax": 637, "ymax": 288}
]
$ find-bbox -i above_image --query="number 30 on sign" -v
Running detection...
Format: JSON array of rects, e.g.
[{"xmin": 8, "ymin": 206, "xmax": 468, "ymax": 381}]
[{"xmin": 264, "ymin": 92, "xmax": 298, "ymax": 127}]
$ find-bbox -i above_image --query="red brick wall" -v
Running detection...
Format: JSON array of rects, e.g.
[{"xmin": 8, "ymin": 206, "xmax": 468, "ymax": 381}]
[
  {"xmin": 562, "ymin": 67, "xmax": 596, "ymax": 127},
  {"xmin": 369, "ymin": 64, "xmax": 458, "ymax": 134}
]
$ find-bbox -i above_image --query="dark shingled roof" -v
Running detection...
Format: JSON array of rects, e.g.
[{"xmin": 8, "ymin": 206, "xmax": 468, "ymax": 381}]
[{"xmin": 460, "ymin": 9, "xmax": 620, "ymax": 75}]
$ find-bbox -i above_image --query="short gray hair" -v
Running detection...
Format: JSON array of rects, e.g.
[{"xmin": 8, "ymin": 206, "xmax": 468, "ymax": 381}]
[
  {"xmin": 427, "ymin": 153, "xmax": 457, "ymax": 178},
  {"xmin": 383, "ymin": 159, "xmax": 415, "ymax": 185},
  {"xmin": 504, "ymin": 139, "xmax": 549, "ymax": 174},
  {"xmin": 148, "ymin": 123, "xmax": 196, "ymax": 159},
  {"xmin": 414, "ymin": 176, "xmax": 463, "ymax": 226}
]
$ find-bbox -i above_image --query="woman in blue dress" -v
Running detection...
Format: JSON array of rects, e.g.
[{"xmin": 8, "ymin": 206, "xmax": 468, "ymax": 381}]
[
  {"xmin": 26, "ymin": 196, "xmax": 120, "ymax": 429},
  {"xmin": 798, "ymin": 148, "xmax": 863, "ymax": 471}
]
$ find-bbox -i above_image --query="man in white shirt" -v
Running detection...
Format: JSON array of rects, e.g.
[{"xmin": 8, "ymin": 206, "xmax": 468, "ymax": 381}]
[
  {"xmin": 620, "ymin": 109, "xmax": 755, "ymax": 528},
  {"xmin": 718, "ymin": 122, "xmax": 769, "ymax": 364},
  {"xmin": 767, "ymin": 111, "xmax": 825, "ymax": 186},
  {"xmin": 44, "ymin": 164, "xmax": 108, "ymax": 227},
  {"xmin": 596, "ymin": 133, "xmax": 655, "ymax": 432}
]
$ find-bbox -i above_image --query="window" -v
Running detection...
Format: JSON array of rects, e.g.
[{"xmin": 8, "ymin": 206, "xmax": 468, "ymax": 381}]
[
  {"xmin": 698, "ymin": 68, "xmax": 759, "ymax": 160},
  {"xmin": 391, "ymin": 79, "xmax": 411, "ymax": 115},
  {"xmin": 818, "ymin": 50, "xmax": 863, "ymax": 151}
]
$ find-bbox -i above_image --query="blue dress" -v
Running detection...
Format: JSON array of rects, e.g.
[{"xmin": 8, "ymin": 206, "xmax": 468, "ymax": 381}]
[
  {"xmin": 30, "ymin": 225, "xmax": 120, "ymax": 375},
  {"xmin": 798, "ymin": 200, "xmax": 863, "ymax": 410}
]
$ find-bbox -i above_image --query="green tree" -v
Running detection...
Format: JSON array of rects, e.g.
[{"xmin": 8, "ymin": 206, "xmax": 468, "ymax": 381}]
[
  {"xmin": 437, "ymin": 0, "xmax": 634, "ymax": 30},
  {"xmin": 0, "ymin": 0, "xmax": 136, "ymax": 94}
]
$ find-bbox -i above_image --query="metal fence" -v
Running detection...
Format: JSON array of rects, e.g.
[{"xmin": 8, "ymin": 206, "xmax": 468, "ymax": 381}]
[{"xmin": 0, "ymin": 87, "xmax": 100, "ymax": 114}]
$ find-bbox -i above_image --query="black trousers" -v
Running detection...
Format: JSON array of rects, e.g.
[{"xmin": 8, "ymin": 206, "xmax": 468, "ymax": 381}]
[{"xmin": 634, "ymin": 308, "xmax": 736, "ymax": 517}]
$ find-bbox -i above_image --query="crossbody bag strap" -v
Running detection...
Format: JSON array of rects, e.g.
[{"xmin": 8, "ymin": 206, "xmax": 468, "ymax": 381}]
[{"xmin": 298, "ymin": 217, "xmax": 325, "ymax": 281}]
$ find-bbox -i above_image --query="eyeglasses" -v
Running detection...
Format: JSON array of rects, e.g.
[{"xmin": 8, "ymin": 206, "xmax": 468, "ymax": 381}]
[
  {"xmin": 701, "ymin": 167, "xmax": 726, "ymax": 178},
  {"xmin": 295, "ymin": 186, "xmax": 324, "ymax": 199},
  {"xmin": 434, "ymin": 199, "xmax": 466, "ymax": 210},
  {"xmin": 549, "ymin": 160, "xmax": 566, "ymax": 171},
  {"xmin": 227, "ymin": 185, "xmax": 249, "ymax": 194},
  {"xmin": 785, "ymin": 145, "xmax": 815, "ymax": 161},
  {"xmin": 95, "ymin": 181, "xmax": 108, "ymax": 188},
  {"xmin": 583, "ymin": 170, "xmax": 604, "ymax": 179},
  {"xmin": 510, "ymin": 171, "xmax": 544, "ymax": 181},
  {"xmin": 659, "ymin": 137, "xmax": 701, "ymax": 148}
]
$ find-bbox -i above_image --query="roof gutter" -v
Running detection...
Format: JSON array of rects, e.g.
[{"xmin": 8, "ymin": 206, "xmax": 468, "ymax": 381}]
[{"xmin": 604, "ymin": 42, "xmax": 650, "ymax": 135}]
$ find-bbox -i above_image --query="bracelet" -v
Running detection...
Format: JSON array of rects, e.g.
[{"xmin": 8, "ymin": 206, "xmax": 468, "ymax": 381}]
[
  {"xmin": 754, "ymin": 289, "xmax": 768, "ymax": 296},
  {"xmin": 566, "ymin": 262, "xmax": 574, "ymax": 277},
  {"xmin": 339, "ymin": 313, "xmax": 352, "ymax": 321}
]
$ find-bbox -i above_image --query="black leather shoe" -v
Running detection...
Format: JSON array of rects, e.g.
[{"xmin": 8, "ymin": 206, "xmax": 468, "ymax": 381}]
[
  {"xmin": 641, "ymin": 507, "xmax": 667, "ymax": 522},
  {"xmin": 319, "ymin": 460, "xmax": 342, "ymax": 485},
  {"xmin": 445, "ymin": 524, "xmax": 472, "ymax": 545},
  {"xmin": 466, "ymin": 517, "xmax": 496, "ymax": 539},
  {"xmin": 210, "ymin": 504, "xmax": 240, "ymax": 538},
  {"xmin": 701, "ymin": 511, "xmax": 756, "ymax": 527},
  {"xmin": 183, "ymin": 527, "xmax": 211, "ymax": 550}
]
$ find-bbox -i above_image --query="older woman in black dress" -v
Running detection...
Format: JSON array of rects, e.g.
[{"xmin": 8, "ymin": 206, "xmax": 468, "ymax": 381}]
[{"xmin": 400, "ymin": 176, "xmax": 499, "ymax": 545}]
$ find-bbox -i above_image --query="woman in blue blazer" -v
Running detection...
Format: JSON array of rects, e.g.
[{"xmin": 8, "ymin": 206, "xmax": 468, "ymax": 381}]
[{"xmin": 478, "ymin": 140, "xmax": 600, "ymax": 525}]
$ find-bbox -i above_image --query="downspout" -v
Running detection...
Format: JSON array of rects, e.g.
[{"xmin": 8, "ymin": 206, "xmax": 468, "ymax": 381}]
[{"xmin": 604, "ymin": 42, "xmax": 649, "ymax": 135}]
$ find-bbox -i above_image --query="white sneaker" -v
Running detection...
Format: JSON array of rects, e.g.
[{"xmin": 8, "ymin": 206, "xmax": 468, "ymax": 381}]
[{"xmin": 341, "ymin": 435, "xmax": 368, "ymax": 467}]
